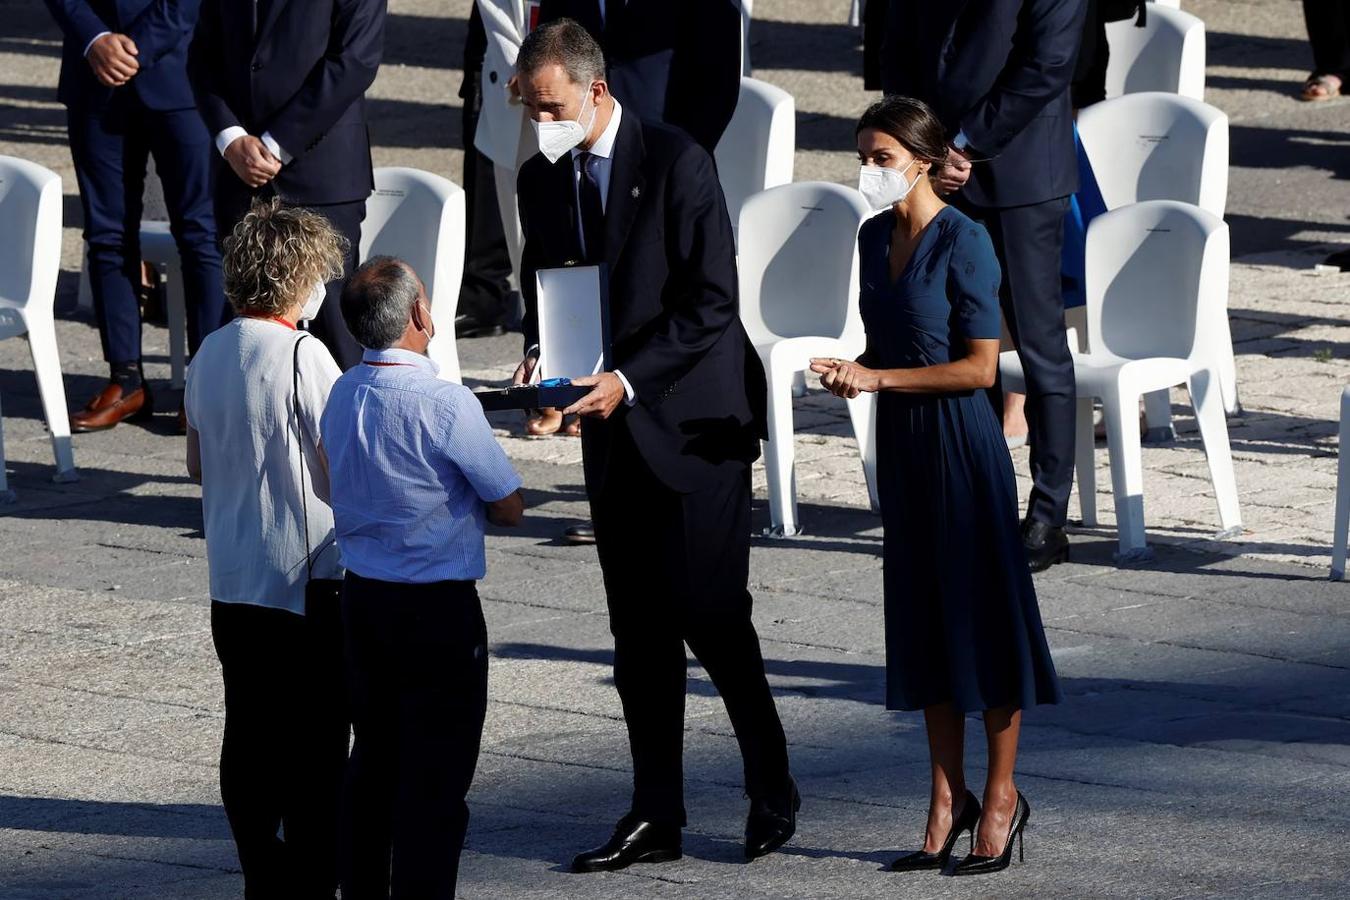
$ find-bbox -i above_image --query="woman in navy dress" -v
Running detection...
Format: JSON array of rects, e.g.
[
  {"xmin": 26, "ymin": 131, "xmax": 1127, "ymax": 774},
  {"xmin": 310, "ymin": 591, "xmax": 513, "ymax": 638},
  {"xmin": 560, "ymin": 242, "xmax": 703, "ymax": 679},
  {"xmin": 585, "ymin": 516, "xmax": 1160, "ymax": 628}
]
[{"xmin": 811, "ymin": 97, "xmax": 1061, "ymax": 877}]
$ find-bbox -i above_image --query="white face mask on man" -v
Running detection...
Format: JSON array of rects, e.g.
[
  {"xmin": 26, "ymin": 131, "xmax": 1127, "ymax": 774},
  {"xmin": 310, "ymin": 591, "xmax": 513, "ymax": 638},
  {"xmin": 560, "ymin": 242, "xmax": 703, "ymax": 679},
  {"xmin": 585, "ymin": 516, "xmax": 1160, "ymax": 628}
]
[
  {"xmin": 533, "ymin": 85, "xmax": 598, "ymax": 164},
  {"xmin": 300, "ymin": 280, "xmax": 326, "ymax": 322},
  {"xmin": 857, "ymin": 159, "xmax": 920, "ymax": 211}
]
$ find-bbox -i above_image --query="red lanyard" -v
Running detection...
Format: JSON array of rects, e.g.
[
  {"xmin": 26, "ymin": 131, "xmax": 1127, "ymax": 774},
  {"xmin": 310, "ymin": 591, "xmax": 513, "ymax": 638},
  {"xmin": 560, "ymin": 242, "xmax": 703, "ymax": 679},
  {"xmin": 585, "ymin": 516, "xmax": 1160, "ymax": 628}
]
[{"xmin": 243, "ymin": 314, "xmax": 296, "ymax": 330}]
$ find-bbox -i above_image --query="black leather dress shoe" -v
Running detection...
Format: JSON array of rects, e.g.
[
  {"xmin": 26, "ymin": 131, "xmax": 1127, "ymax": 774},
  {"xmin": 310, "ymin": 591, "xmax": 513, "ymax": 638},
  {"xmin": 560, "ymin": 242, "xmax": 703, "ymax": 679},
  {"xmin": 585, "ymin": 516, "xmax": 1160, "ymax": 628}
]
[
  {"xmin": 1022, "ymin": 519, "xmax": 1069, "ymax": 573},
  {"xmin": 454, "ymin": 313, "xmax": 506, "ymax": 338},
  {"xmin": 572, "ymin": 815, "xmax": 681, "ymax": 872},
  {"xmin": 563, "ymin": 523, "xmax": 596, "ymax": 545},
  {"xmin": 745, "ymin": 777, "xmax": 801, "ymax": 860}
]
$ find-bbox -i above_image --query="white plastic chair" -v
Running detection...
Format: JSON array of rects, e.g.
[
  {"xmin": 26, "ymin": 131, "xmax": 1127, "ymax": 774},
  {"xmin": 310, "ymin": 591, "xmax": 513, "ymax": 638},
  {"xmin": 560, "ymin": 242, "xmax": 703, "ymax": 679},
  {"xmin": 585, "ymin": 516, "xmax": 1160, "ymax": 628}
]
[
  {"xmin": 1333, "ymin": 386, "xmax": 1350, "ymax": 580},
  {"xmin": 77, "ymin": 221, "xmax": 189, "ymax": 389},
  {"xmin": 1105, "ymin": 5, "xmax": 1206, "ymax": 101},
  {"xmin": 361, "ymin": 167, "xmax": 465, "ymax": 384},
  {"xmin": 1000, "ymin": 201, "xmax": 1241, "ymax": 561},
  {"xmin": 0, "ymin": 156, "xmax": 79, "ymax": 497},
  {"xmin": 738, "ymin": 182, "xmax": 878, "ymax": 536},
  {"xmin": 1077, "ymin": 92, "xmax": 1238, "ymax": 425},
  {"xmin": 715, "ymin": 77, "xmax": 795, "ymax": 248}
]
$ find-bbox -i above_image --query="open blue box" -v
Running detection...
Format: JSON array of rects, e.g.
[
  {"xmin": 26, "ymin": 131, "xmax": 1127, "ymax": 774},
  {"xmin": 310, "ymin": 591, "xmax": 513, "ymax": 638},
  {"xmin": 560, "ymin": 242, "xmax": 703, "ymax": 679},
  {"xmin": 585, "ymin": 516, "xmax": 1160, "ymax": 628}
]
[{"xmin": 474, "ymin": 264, "xmax": 612, "ymax": 412}]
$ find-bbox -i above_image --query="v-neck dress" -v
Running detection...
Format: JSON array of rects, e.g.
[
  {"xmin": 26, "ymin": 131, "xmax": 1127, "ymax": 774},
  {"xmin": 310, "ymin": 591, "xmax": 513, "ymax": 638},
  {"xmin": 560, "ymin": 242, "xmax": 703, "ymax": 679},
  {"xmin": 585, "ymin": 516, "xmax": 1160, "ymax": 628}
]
[{"xmin": 859, "ymin": 206, "xmax": 1062, "ymax": 713}]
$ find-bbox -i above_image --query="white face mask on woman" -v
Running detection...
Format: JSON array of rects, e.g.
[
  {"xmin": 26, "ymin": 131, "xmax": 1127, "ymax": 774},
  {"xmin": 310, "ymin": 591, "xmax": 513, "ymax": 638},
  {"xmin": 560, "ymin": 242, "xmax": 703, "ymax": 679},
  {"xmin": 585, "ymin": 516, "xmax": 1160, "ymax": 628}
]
[
  {"xmin": 299, "ymin": 280, "xmax": 326, "ymax": 322},
  {"xmin": 533, "ymin": 86, "xmax": 598, "ymax": 164},
  {"xmin": 857, "ymin": 159, "xmax": 919, "ymax": 211}
]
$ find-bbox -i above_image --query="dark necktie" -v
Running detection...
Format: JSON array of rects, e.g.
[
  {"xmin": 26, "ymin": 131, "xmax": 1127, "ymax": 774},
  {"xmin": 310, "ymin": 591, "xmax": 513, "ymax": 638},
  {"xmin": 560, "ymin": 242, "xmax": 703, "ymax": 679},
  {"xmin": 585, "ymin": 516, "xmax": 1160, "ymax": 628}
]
[{"xmin": 577, "ymin": 151, "xmax": 606, "ymax": 264}]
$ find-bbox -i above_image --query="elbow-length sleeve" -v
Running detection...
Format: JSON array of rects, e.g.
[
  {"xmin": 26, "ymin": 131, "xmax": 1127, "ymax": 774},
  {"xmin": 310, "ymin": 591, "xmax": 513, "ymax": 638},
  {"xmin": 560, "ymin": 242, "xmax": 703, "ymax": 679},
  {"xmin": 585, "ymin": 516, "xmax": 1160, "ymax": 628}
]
[{"xmin": 948, "ymin": 221, "xmax": 1004, "ymax": 342}]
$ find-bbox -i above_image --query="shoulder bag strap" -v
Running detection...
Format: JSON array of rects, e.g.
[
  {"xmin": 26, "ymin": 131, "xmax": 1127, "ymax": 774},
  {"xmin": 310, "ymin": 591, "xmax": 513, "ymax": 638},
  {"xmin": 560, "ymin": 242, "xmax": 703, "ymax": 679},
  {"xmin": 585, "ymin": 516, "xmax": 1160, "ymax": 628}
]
[{"xmin": 293, "ymin": 333, "xmax": 315, "ymax": 582}]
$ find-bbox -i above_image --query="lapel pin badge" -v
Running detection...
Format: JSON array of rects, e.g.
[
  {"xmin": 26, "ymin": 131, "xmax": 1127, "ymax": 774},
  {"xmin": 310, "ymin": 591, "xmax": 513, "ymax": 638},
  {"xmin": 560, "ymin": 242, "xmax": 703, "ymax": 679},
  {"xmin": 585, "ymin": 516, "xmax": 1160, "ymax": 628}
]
[{"xmin": 631, "ymin": 186, "xmax": 641, "ymax": 199}]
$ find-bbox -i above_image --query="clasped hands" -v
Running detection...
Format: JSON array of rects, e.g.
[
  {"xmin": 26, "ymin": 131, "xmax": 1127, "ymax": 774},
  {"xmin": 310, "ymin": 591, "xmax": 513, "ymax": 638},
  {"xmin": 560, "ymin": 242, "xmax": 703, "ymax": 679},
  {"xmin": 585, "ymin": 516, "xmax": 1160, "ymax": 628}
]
[
  {"xmin": 809, "ymin": 357, "xmax": 881, "ymax": 400},
  {"xmin": 933, "ymin": 143, "xmax": 973, "ymax": 195},
  {"xmin": 223, "ymin": 135, "xmax": 282, "ymax": 189},
  {"xmin": 87, "ymin": 33, "xmax": 139, "ymax": 87},
  {"xmin": 512, "ymin": 353, "xmax": 625, "ymax": 420}
]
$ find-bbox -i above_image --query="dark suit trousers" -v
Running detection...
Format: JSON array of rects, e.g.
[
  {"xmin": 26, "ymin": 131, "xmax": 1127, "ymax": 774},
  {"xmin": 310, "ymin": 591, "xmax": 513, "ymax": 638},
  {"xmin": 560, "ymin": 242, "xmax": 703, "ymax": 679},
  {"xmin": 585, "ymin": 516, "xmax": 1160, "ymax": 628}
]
[
  {"xmin": 590, "ymin": 426, "xmax": 790, "ymax": 827},
  {"xmin": 67, "ymin": 93, "xmax": 225, "ymax": 365},
  {"xmin": 459, "ymin": 72, "xmax": 513, "ymax": 327},
  {"xmin": 1303, "ymin": 1, "xmax": 1350, "ymax": 75},
  {"xmin": 340, "ymin": 573, "xmax": 488, "ymax": 900},
  {"xmin": 211, "ymin": 599, "xmax": 349, "ymax": 900},
  {"xmin": 958, "ymin": 196, "xmax": 1076, "ymax": 528},
  {"xmin": 215, "ymin": 181, "xmax": 365, "ymax": 370}
]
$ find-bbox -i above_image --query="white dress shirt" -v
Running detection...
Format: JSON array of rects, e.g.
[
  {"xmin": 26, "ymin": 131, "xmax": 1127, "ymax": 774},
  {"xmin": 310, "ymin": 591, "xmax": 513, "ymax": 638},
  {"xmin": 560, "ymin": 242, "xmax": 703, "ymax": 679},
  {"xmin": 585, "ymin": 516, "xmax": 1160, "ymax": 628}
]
[{"xmin": 569, "ymin": 101, "xmax": 635, "ymax": 404}]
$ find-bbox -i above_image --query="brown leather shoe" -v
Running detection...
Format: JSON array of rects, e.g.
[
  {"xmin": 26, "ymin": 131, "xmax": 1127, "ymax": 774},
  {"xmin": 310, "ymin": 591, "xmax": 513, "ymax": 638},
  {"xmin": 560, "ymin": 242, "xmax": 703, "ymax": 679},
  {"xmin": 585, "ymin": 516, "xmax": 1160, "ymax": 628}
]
[
  {"xmin": 176, "ymin": 402, "xmax": 188, "ymax": 436},
  {"xmin": 70, "ymin": 382, "xmax": 154, "ymax": 433}
]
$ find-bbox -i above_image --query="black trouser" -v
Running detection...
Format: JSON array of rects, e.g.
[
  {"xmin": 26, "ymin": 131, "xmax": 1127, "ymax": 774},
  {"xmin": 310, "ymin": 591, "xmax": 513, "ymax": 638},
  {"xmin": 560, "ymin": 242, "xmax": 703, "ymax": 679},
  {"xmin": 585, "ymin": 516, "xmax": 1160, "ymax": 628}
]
[
  {"xmin": 1303, "ymin": 0, "xmax": 1350, "ymax": 75},
  {"xmin": 214, "ymin": 182, "xmax": 365, "ymax": 370},
  {"xmin": 958, "ymin": 196, "xmax": 1076, "ymax": 528},
  {"xmin": 340, "ymin": 573, "xmax": 489, "ymax": 900},
  {"xmin": 67, "ymin": 92, "xmax": 225, "ymax": 365},
  {"xmin": 211, "ymin": 599, "xmax": 349, "ymax": 900},
  {"xmin": 590, "ymin": 428, "xmax": 791, "ymax": 827},
  {"xmin": 459, "ymin": 70, "xmax": 514, "ymax": 327}
]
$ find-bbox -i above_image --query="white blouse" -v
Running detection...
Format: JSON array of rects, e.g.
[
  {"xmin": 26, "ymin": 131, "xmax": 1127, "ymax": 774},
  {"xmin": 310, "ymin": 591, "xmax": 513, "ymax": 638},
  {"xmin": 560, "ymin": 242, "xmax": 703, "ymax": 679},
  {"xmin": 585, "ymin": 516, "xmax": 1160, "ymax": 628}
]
[{"xmin": 185, "ymin": 318, "xmax": 343, "ymax": 615}]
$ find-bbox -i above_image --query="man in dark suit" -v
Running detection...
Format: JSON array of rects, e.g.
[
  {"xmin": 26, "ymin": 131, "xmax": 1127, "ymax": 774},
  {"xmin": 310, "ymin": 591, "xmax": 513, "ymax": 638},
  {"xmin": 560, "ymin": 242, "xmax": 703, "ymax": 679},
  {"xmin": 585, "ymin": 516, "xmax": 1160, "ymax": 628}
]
[
  {"xmin": 44, "ymin": 0, "xmax": 224, "ymax": 433},
  {"xmin": 512, "ymin": 19, "xmax": 797, "ymax": 871},
  {"xmin": 879, "ymin": 0, "xmax": 1086, "ymax": 571},
  {"xmin": 540, "ymin": 0, "xmax": 741, "ymax": 544},
  {"xmin": 539, "ymin": 0, "xmax": 741, "ymax": 154},
  {"xmin": 188, "ymin": 0, "xmax": 385, "ymax": 370}
]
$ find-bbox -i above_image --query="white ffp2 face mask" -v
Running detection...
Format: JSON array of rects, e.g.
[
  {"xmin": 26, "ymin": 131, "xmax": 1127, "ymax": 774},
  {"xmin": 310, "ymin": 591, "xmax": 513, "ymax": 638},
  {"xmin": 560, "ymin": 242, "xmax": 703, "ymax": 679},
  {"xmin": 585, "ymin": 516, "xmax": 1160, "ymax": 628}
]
[
  {"xmin": 300, "ymin": 280, "xmax": 326, "ymax": 322},
  {"xmin": 858, "ymin": 160, "xmax": 919, "ymax": 211},
  {"xmin": 533, "ymin": 87, "xmax": 597, "ymax": 164}
]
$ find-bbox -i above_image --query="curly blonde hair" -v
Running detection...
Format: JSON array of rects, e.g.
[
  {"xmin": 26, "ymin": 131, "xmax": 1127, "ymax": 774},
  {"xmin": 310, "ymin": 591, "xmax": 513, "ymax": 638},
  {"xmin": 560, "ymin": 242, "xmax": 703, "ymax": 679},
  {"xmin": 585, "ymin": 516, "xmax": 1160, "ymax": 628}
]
[{"xmin": 222, "ymin": 198, "xmax": 348, "ymax": 316}]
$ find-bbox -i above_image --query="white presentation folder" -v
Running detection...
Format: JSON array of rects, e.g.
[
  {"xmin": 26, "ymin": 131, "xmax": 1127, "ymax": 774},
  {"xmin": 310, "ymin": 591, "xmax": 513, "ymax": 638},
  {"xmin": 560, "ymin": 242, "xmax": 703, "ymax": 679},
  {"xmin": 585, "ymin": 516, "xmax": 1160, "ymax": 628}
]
[{"xmin": 536, "ymin": 264, "xmax": 612, "ymax": 380}]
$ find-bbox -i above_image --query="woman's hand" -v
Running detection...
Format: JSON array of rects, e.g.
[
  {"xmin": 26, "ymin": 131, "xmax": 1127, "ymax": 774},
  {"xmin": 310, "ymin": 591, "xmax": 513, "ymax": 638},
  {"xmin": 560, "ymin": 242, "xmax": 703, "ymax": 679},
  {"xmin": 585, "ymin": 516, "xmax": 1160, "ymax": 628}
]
[{"xmin": 809, "ymin": 358, "xmax": 881, "ymax": 399}]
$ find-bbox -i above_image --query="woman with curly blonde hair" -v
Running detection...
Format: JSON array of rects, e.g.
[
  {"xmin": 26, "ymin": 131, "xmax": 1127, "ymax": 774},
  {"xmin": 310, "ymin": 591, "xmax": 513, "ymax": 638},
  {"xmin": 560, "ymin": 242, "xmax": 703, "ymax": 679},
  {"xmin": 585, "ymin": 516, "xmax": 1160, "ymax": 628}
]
[{"xmin": 184, "ymin": 197, "xmax": 350, "ymax": 897}]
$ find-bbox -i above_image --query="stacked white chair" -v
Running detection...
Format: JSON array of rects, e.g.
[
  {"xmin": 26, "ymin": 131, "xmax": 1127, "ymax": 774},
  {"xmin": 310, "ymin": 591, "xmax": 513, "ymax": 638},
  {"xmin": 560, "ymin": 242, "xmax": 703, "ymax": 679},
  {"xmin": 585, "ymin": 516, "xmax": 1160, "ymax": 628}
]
[
  {"xmin": 1333, "ymin": 386, "xmax": 1350, "ymax": 580},
  {"xmin": 1001, "ymin": 201, "xmax": 1241, "ymax": 560},
  {"xmin": 1105, "ymin": 5, "xmax": 1206, "ymax": 101},
  {"xmin": 77, "ymin": 222, "xmax": 190, "ymax": 389},
  {"xmin": 1076, "ymin": 92, "xmax": 1238, "ymax": 428},
  {"xmin": 738, "ymin": 182, "xmax": 878, "ymax": 536},
  {"xmin": 360, "ymin": 167, "xmax": 466, "ymax": 384},
  {"xmin": 0, "ymin": 156, "xmax": 79, "ymax": 497},
  {"xmin": 715, "ymin": 77, "xmax": 795, "ymax": 248}
]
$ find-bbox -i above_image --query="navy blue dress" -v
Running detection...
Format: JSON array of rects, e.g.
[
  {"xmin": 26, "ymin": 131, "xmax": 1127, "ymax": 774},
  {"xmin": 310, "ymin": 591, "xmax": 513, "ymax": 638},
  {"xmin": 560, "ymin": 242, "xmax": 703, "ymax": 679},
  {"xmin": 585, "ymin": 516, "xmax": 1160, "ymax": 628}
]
[{"xmin": 860, "ymin": 206, "xmax": 1062, "ymax": 713}]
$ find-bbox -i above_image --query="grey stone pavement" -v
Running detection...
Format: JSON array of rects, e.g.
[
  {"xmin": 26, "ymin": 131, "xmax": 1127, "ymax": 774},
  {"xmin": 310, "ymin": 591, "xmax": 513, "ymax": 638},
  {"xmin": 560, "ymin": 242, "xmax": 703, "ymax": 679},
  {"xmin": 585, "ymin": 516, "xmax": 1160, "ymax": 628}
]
[{"xmin": 2, "ymin": 0, "xmax": 1350, "ymax": 897}]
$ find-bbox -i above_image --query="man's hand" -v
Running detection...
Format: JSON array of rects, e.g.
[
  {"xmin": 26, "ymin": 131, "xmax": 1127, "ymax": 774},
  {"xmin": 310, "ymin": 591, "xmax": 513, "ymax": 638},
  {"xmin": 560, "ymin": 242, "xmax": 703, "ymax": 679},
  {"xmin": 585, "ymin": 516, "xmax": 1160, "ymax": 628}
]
[
  {"xmin": 486, "ymin": 489, "xmax": 525, "ymax": 527},
  {"xmin": 512, "ymin": 352, "xmax": 539, "ymax": 386},
  {"xmin": 87, "ymin": 33, "xmax": 139, "ymax": 87},
  {"xmin": 223, "ymin": 135, "xmax": 282, "ymax": 188},
  {"xmin": 933, "ymin": 144, "xmax": 973, "ymax": 195},
  {"xmin": 809, "ymin": 357, "xmax": 881, "ymax": 400},
  {"xmin": 563, "ymin": 372, "xmax": 625, "ymax": 419}
]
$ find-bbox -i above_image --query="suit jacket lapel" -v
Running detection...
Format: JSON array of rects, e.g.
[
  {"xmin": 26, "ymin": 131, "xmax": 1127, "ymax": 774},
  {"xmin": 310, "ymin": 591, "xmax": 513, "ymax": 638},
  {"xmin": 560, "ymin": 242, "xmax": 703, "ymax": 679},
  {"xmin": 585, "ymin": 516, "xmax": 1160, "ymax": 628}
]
[
  {"xmin": 603, "ymin": 113, "xmax": 646, "ymax": 274},
  {"xmin": 256, "ymin": 0, "xmax": 290, "ymax": 43}
]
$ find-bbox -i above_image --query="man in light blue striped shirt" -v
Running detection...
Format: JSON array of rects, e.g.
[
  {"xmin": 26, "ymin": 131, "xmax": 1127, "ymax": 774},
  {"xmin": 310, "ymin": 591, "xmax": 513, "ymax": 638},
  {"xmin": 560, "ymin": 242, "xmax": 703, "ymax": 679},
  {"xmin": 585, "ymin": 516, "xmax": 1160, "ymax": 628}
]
[{"xmin": 320, "ymin": 256, "xmax": 523, "ymax": 898}]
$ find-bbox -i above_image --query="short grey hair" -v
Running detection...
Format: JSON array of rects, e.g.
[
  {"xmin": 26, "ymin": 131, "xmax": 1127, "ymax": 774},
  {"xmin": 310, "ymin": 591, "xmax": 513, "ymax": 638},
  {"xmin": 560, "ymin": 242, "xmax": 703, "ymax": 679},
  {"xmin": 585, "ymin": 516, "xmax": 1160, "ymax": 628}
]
[
  {"xmin": 340, "ymin": 257, "xmax": 421, "ymax": 350},
  {"xmin": 516, "ymin": 18, "xmax": 606, "ymax": 86}
]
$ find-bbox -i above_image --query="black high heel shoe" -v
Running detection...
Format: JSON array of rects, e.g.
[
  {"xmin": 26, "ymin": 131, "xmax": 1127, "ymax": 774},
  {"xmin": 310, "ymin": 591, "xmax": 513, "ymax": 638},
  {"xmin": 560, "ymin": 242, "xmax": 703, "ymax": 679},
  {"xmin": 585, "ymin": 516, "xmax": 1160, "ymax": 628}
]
[
  {"xmin": 952, "ymin": 791, "xmax": 1029, "ymax": 876},
  {"xmin": 889, "ymin": 790, "xmax": 981, "ymax": 872}
]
